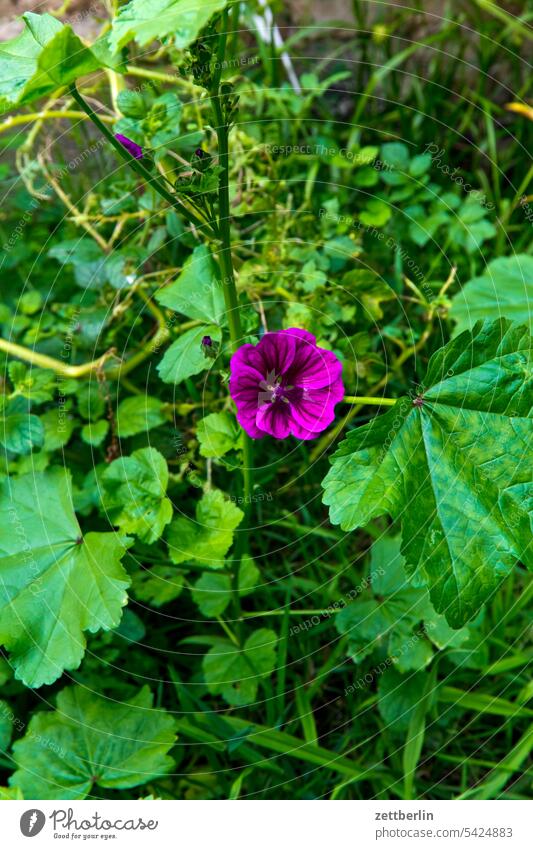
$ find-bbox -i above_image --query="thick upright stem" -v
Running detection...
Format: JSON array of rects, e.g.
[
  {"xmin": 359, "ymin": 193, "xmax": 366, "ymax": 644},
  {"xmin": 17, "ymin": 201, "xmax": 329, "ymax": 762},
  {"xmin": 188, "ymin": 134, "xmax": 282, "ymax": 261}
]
[
  {"xmin": 212, "ymin": 107, "xmax": 243, "ymax": 348},
  {"xmin": 211, "ymin": 10, "xmax": 253, "ymax": 627}
]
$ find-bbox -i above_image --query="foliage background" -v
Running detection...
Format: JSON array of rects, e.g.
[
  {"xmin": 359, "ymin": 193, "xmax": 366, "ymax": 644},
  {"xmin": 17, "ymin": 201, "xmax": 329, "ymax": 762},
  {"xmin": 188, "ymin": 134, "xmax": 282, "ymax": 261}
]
[{"xmin": 0, "ymin": 0, "xmax": 532, "ymax": 801}]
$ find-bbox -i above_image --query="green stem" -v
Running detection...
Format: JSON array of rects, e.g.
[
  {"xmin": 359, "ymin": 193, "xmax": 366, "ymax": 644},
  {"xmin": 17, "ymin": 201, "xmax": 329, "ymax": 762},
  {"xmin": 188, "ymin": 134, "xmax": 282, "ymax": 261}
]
[
  {"xmin": 0, "ymin": 337, "xmax": 114, "ymax": 378},
  {"xmin": 211, "ymin": 116, "xmax": 242, "ymax": 345},
  {"xmin": 342, "ymin": 395, "xmax": 397, "ymax": 406},
  {"xmin": 68, "ymin": 83, "xmax": 214, "ymax": 237},
  {"xmin": 0, "ymin": 110, "xmax": 114, "ymax": 134},
  {"xmin": 210, "ymin": 9, "xmax": 253, "ymax": 632}
]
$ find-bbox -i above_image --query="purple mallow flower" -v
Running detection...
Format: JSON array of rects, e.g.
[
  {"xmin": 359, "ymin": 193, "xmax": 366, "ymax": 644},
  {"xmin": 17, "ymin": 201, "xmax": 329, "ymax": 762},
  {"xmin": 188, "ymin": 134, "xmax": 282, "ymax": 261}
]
[
  {"xmin": 229, "ymin": 328, "xmax": 344, "ymax": 440},
  {"xmin": 115, "ymin": 133, "xmax": 143, "ymax": 160}
]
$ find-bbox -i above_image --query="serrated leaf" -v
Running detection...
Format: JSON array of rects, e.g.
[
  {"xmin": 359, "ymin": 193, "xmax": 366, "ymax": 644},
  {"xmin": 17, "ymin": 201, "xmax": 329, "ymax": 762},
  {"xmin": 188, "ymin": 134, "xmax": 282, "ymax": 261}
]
[
  {"xmin": 157, "ymin": 324, "xmax": 221, "ymax": 385},
  {"xmin": 110, "ymin": 0, "xmax": 227, "ymax": 52},
  {"xmin": 167, "ymin": 489, "xmax": 243, "ymax": 567},
  {"xmin": 116, "ymin": 395, "xmax": 166, "ymax": 438},
  {"xmin": 451, "ymin": 255, "xmax": 533, "ymax": 334},
  {"xmin": 0, "ymin": 13, "xmax": 103, "ymax": 112},
  {"xmin": 10, "ymin": 685, "xmax": 176, "ymax": 799},
  {"xmin": 197, "ymin": 411, "xmax": 241, "ymax": 458},
  {"xmin": 81, "ymin": 419, "xmax": 109, "ymax": 446},
  {"xmin": 101, "ymin": 447, "xmax": 172, "ymax": 544},
  {"xmin": 40, "ymin": 408, "xmax": 75, "ymax": 451},
  {"xmin": 0, "ymin": 468, "xmax": 130, "ymax": 687},
  {"xmin": 156, "ymin": 245, "xmax": 225, "ymax": 324},
  {"xmin": 323, "ymin": 319, "xmax": 533, "ymax": 627},
  {"xmin": 203, "ymin": 628, "xmax": 277, "ymax": 707},
  {"xmin": 1, "ymin": 399, "xmax": 43, "ymax": 454},
  {"xmin": 8, "ymin": 363, "xmax": 55, "ymax": 404}
]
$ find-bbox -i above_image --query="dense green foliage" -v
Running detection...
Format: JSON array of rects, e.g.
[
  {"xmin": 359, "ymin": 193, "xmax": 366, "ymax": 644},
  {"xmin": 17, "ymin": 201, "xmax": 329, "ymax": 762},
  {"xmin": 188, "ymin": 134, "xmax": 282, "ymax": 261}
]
[{"xmin": 0, "ymin": 0, "xmax": 531, "ymax": 801}]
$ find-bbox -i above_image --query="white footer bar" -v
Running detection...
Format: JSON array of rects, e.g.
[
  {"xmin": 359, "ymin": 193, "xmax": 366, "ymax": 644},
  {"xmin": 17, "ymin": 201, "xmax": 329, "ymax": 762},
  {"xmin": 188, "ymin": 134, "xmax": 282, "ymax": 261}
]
[{"xmin": 3, "ymin": 799, "xmax": 531, "ymax": 848}]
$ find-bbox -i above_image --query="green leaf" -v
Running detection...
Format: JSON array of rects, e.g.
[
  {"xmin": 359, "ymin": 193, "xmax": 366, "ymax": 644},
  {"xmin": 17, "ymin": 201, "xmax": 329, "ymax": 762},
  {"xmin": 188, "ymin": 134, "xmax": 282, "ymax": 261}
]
[
  {"xmin": 336, "ymin": 537, "xmax": 433, "ymax": 671},
  {"xmin": 157, "ymin": 324, "xmax": 222, "ymax": 385},
  {"xmin": 197, "ymin": 411, "xmax": 241, "ymax": 458},
  {"xmin": 10, "ymin": 685, "xmax": 176, "ymax": 799},
  {"xmin": 323, "ymin": 319, "xmax": 533, "ymax": 627},
  {"xmin": 132, "ymin": 564, "xmax": 185, "ymax": 608},
  {"xmin": 167, "ymin": 489, "xmax": 243, "ymax": 567},
  {"xmin": 0, "ymin": 13, "xmax": 103, "ymax": 113},
  {"xmin": 116, "ymin": 395, "xmax": 166, "ymax": 438},
  {"xmin": 1, "ymin": 399, "xmax": 43, "ymax": 454},
  {"xmin": 117, "ymin": 88, "xmax": 146, "ymax": 119},
  {"xmin": 40, "ymin": 408, "xmax": 75, "ymax": 451},
  {"xmin": 359, "ymin": 198, "xmax": 391, "ymax": 227},
  {"xmin": 409, "ymin": 153, "xmax": 432, "ymax": 178},
  {"xmin": 110, "ymin": 0, "xmax": 228, "ymax": 52},
  {"xmin": 77, "ymin": 382, "xmax": 105, "ymax": 421},
  {"xmin": 191, "ymin": 554, "xmax": 259, "ymax": 616},
  {"xmin": 203, "ymin": 628, "xmax": 277, "ymax": 707},
  {"xmin": 101, "ymin": 447, "xmax": 173, "ymax": 544},
  {"xmin": 378, "ymin": 668, "xmax": 429, "ymax": 734},
  {"xmin": 0, "ymin": 786, "xmax": 23, "ymax": 799},
  {"xmin": 156, "ymin": 245, "xmax": 225, "ymax": 324},
  {"xmin": 49, "ymin": 239, "xmax": 107, "ymax": 290},
  {"xmin": 0, "ymin": 468, "xmax": 130, "ymax": 687},
  {"xmin": 450, "ymin": 254, "xmax": 533, "ymax": 334},
  {"xmin": 81, "ymin": 419, "xmax": 109, "ymax": 446},
  {"xmin": 8, "ymin": 363, "xmax": 55, "ymax": 404},
  {"xmin": 342, "ymin": 269, "xmax": 397, "ymax": 320}
]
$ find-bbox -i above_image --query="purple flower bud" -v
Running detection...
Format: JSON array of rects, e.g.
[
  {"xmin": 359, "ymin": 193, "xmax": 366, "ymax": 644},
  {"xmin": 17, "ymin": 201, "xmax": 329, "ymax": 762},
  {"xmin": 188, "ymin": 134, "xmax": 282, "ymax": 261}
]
[
  {"xmin": 115, "ymin": 133, "xmax": 144, "ymax": 160},
  {"xmin": 195, "ymin": 147, "xmax": 206, "ymax": 159},
  {"xmin": 202, "ymin": 335, "xmax": 213, "ymax": 347}
]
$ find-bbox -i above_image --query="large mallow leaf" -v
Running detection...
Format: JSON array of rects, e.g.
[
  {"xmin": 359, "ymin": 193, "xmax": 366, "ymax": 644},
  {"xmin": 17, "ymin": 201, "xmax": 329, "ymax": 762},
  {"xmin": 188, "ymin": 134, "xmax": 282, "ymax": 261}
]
[
  {"xmin": 10, "ymin": 685, "xmax": 176, "ymax": 799},
  {"xmin": 0, "ymin": 13, "xmax": 104, "ymax": 113},
  {"xmin": 110, "ymin": 0, "xmax": 227, "ymax": 53},
  {"xmin": 0, "ymin": 468, "xmax": 131, "ymax": 687},
  {"xmin": 322, "ymin": 319, "xmax": 533, "ymax": 628},
  {"xmin": 450, "ymin": 254, "xmax": 533, "ymax": 334}
]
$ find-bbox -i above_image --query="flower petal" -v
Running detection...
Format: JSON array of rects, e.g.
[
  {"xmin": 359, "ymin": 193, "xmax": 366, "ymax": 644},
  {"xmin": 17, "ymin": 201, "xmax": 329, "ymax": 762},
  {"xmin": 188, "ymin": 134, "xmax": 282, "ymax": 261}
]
[
  {"xmin": 280, "ymin": 327, "xmax": 317, "ymax": 346},
  {"xmin": 256, "ymin": 402, "xmax": 291, "ymax": 439},
  {"xmin": 289, "ymin": 380, "xmax": 344, "ymax": 434},
  {"xmin": 230, "ymin": 343, "xmax": 264, "ymax": 375},
  {"xmin": 236, "ymin": 406, "xmax": 266, "ymax": 439},
  {"xmin": 254, "ymin": 331, "xmax": 296, "ymax": 377},
  {"xmin": 290, "ymin": 346, "xmax": 343, "ymax": 390}
]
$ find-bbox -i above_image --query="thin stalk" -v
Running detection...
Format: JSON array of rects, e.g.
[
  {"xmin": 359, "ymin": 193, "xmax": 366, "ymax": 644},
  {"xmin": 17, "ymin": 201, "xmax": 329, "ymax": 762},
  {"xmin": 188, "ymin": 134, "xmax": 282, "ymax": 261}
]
[
  {"xmin": 0, "ymin": 337, "xmax": 114, "ymax": 378},
  {"xmin": 0, "ymin": 110, "xmax": 114, "ymax": 134},
  {"xmin": 342, "ymin": 395, "xmax": 397, "ymax": 406},
  {"xmin": 68, "ymin": 83, "xmax": 214, "ymax": 237}
]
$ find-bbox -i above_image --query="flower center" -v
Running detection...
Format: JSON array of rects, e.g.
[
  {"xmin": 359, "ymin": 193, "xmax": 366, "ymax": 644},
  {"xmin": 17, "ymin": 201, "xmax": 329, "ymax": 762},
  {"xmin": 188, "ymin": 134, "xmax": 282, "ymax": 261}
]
[{"xmin": 258, "ymin": 371, "xmax": 304, "ymax": 407}]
